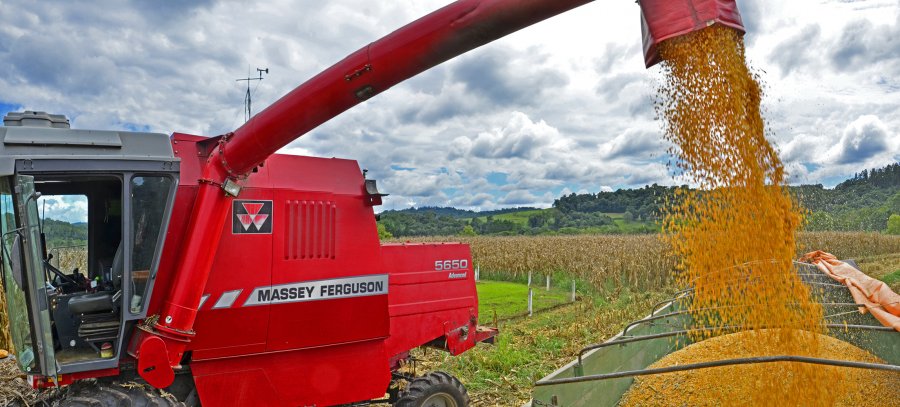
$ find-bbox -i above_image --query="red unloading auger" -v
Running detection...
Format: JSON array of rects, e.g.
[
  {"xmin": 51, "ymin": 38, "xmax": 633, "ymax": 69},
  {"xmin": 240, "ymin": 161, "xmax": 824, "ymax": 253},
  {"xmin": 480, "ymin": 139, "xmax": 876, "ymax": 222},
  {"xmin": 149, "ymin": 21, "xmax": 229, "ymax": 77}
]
[{"xmin": 133, "ymin": 0, "xmax": 745, "ymax": 387}]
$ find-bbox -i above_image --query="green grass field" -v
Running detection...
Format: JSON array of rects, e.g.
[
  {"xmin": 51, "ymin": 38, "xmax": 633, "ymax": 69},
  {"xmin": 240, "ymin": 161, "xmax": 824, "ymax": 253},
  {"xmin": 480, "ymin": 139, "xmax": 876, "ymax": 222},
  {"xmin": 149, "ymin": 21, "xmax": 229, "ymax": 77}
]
[
  {"xmin": 476, "ymin": 280, "xmax": 574, "ymax": 322},
  {"xmin": 882, "ymin": 270, "xmax": 900, "ymax": 285}
]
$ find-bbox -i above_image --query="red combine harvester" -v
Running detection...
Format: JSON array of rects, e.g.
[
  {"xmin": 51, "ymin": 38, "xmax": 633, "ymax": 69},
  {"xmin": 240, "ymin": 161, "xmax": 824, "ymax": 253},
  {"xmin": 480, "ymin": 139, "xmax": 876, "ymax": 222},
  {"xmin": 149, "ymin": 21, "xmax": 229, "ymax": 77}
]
[{"xmin": 0, "ymin": 0, "xmax": 742, "ymax": 405}]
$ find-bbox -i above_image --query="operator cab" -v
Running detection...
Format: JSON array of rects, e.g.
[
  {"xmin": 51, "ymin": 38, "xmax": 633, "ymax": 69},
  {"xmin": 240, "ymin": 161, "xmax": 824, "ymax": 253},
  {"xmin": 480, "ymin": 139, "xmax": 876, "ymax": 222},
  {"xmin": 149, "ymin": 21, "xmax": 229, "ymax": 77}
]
[{"xmin": 0, "ymin": 112, "xmax": 178, "ymax": 376}]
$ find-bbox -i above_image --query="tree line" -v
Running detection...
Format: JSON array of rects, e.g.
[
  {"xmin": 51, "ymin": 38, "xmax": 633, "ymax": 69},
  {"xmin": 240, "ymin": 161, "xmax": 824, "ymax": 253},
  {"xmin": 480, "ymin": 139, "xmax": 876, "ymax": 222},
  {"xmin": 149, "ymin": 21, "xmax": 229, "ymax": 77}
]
[
  {"xmin": 797, "ymin": 163, "xmax": 900, "ymax": 232},
  {"xmin": 379, "ymin": 162, "xmax": 900, "ymax": 237}
]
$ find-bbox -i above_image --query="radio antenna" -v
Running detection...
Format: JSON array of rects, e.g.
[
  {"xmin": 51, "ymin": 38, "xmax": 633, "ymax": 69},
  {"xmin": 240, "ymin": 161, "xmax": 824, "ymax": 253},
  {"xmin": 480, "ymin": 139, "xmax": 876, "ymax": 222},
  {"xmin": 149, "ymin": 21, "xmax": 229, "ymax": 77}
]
[{"xmin": 237, "ymin": 67, "xmax": 268, "ymax": 122}]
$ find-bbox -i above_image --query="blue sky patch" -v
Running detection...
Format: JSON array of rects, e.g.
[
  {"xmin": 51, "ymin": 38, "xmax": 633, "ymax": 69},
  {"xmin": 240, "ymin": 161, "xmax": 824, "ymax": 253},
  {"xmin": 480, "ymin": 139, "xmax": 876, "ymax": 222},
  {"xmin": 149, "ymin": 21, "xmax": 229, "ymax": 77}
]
[
  {"xmin": 121, "ymin": 122, "xmax": 152, "ymax": 132},
  {"xmin": 486, "ymin": 172, "xmax": 508, "ymax": 186},
  {"xmin": 0, "ymin": 102, "xmax": 23, "ymax": 118}
]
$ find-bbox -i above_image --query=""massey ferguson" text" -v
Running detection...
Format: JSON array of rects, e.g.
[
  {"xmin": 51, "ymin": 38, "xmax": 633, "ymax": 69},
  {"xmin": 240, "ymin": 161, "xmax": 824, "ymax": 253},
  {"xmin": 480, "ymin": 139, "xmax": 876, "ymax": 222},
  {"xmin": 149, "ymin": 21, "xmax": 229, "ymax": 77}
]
[{"xmin": 243, "ymin": 275, "xmax": 388, "ymax": 306}]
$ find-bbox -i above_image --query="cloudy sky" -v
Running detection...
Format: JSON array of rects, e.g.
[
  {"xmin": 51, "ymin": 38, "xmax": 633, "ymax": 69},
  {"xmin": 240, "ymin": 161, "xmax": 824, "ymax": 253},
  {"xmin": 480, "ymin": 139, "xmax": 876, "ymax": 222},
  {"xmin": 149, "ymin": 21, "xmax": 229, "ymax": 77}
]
[{"xmin": 1, "ymin": 0, "xmax": 898, "ymax": 216}]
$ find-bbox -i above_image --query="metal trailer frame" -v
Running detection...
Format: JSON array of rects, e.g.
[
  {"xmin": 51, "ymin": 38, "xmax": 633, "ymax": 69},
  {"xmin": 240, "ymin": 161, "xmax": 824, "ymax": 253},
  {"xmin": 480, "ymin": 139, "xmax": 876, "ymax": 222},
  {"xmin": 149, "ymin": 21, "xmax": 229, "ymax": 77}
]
[{"xmin": 528, "ymin": 261, "xmax": 900, "ymax": 406}]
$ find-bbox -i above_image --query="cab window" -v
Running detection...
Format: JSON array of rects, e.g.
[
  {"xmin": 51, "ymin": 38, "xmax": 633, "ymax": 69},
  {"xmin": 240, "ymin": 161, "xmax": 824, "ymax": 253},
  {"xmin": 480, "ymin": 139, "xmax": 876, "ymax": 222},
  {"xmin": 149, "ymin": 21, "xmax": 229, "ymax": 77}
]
[{"xmin": 129, "ymin": 175, "xmax": 173, "ymax": 313}]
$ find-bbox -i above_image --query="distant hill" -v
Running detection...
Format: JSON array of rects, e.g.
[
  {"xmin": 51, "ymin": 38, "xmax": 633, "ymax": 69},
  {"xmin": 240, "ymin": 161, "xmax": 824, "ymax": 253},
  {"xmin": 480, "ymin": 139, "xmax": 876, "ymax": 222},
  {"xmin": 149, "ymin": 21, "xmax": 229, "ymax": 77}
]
[
  {"xmin": 42, "ymin": 218, "xmax": 88, "ymax": 248},
  {"xmin": 379, "ymin": 162, "xmax": 900, "ymax": 237},
  {"xmin": 795, "ymin": 163, "xmax": 900, "ymax": 231},
  {"xmin": 378, "ymin": 206, "xmax": 538, "ymax": 237},
  {"xmin": 378, "ymin": 185, "xmax": 670, "ymax": 237}
]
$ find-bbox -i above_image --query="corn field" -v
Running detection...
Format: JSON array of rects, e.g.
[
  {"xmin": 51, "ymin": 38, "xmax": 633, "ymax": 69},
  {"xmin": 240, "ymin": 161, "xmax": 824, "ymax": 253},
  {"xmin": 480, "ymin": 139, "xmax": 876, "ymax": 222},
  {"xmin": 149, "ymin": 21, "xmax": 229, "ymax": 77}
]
[
  {"xmin": 466, "ymin": 235, "xmax": 672, "ymax": 291},
  {"xmin": 404, "ymin": 234, "xmax": 673, "ymax": 291},
  {"xmin": 797, "ymin": 232, "xmax": 900, "ymax": 259},
  {"xmin": 49, "ymin": 246, "xmax": 88, "ymax": 274},
  {"xmin": 403, "ymin": 232, "xmax": 900, "ymax": 292}
]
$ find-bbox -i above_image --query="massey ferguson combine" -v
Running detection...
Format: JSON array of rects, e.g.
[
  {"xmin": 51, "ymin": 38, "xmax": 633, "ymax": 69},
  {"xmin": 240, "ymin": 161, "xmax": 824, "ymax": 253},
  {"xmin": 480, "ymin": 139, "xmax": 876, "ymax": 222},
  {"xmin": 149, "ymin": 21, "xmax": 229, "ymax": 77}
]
[{"xmin": 0, "ymin": 0, "xmax": 743, "ymax": 405}]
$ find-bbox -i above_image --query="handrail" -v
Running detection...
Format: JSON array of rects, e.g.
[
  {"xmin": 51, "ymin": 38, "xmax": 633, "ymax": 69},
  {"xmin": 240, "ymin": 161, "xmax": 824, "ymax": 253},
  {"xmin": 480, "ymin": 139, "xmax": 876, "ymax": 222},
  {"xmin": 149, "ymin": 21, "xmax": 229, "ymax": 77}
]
[
  {"xmin": 536, "ymin": 355, "xmax": 900, "ymax": 387},
  {"xmin": 622, "ymin": 303, "xmax": 882, "ymax": 336},
  {"xmin": 576, "ymin": 323, "xmax": 894, "ymax": 368}
]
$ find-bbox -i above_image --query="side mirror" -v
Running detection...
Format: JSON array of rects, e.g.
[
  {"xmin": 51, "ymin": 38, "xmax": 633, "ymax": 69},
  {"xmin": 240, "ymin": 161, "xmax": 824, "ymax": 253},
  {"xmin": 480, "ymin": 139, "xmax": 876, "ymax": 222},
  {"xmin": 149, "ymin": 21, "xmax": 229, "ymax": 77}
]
[{"xmin": 27, "ymin": 191, "xmax": 41, "ymax": 204}]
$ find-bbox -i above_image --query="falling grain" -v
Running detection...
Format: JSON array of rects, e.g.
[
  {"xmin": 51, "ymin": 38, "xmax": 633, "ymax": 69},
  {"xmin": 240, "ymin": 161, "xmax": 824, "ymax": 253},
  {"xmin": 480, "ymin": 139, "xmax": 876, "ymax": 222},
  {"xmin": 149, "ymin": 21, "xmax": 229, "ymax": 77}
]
[{"xmin": 655, "ymin": 25, "xmax": 844, "ymax": 404}]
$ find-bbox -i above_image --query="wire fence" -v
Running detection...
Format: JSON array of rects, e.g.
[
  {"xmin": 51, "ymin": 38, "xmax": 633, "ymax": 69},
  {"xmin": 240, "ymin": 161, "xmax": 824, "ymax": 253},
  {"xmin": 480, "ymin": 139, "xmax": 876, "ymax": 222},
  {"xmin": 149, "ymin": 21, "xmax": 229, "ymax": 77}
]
[{"xmin": 477, "ymin": 268, "xmax": 581, "ymax": 324}]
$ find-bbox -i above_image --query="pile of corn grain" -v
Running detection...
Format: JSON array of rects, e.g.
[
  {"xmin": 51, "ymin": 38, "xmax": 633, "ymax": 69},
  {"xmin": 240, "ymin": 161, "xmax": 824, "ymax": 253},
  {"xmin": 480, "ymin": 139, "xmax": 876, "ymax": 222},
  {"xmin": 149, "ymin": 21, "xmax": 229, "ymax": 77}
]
[
  {"xmin": 620, "ymin": 330, "xmax": 899, "ymax": 406},
  {"xmin": 655, "ymin": 24, "xmax": 842, "ymax": 404}
]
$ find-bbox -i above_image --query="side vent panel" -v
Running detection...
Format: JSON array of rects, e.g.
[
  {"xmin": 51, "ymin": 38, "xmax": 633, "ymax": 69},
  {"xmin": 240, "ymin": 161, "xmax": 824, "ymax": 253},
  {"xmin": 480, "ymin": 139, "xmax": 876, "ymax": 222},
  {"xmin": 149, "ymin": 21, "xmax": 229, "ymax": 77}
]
[{"xmin": 284, "ymin": 200, "xmax": 336, "ymax": 260}]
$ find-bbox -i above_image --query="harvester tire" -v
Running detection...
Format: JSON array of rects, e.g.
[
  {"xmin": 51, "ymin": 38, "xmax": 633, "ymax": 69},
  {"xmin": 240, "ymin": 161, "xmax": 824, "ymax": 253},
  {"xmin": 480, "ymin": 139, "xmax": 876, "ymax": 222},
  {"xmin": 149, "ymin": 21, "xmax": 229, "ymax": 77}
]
[
  {"xmin": 54, "ymin": 380, "xmax": 184, "ymax": 407},
  {"xmin": 395, "ymin": 371, "xmax": 469, "ymax": 407}
]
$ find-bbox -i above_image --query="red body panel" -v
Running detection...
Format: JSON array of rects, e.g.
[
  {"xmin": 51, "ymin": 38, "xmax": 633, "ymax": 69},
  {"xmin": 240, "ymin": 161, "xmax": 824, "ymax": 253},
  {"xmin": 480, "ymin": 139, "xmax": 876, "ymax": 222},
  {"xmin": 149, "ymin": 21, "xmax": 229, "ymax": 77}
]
[
  {"xmin": 139, "ymin": 135, "xmax": 487, "ymax": 406},
  {"xmin": 191, "ymin": 341, "xmax": 390, "ymax": 407},
  {"xmin": 383, "ymin": 243, "xmax": 480, "ymax": 356}
]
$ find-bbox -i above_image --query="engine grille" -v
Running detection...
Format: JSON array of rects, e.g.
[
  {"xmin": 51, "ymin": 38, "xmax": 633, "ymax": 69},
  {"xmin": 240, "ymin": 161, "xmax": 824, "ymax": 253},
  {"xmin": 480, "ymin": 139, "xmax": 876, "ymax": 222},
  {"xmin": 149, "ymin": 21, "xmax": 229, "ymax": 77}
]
[{"xmin": 284, "ymin": 200, "xmax": 336, "ymax": 260}]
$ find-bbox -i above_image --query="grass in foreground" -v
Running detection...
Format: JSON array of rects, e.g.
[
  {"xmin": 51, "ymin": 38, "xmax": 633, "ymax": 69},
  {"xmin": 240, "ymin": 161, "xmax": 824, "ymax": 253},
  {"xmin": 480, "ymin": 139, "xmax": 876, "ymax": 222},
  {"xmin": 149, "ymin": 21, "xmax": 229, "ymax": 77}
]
[{"xmin": 409, "ymin": 283, "xmax": 673, "ymax": 406}]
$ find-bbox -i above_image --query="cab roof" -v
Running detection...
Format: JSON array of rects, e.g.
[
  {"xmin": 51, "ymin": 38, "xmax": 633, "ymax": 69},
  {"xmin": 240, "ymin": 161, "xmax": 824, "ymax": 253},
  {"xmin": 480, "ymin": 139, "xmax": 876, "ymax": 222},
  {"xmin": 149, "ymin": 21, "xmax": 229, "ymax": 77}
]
[{"xmin": 0, "ymin": 122, "xmax": 177, "ymax": 176}]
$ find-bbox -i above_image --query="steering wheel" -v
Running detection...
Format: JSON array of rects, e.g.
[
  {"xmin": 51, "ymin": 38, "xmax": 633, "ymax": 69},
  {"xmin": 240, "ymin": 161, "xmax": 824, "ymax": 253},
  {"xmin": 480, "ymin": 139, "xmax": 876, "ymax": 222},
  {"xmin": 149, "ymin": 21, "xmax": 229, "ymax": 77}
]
[{"xmin": 44, "ymin": 259, "xmax": 81, "ymax": 290}]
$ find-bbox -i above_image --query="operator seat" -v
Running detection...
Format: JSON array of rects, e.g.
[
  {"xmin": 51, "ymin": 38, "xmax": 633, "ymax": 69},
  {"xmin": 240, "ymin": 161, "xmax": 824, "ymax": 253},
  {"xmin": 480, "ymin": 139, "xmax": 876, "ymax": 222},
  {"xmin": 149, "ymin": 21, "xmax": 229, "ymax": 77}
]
[
  {"xmin": 68, "ymin": 291, "xmax": 114, "ymax": 314},
  {"xmin": 68, "ymin": 243, "xmax": 123, "ymax": 315}
]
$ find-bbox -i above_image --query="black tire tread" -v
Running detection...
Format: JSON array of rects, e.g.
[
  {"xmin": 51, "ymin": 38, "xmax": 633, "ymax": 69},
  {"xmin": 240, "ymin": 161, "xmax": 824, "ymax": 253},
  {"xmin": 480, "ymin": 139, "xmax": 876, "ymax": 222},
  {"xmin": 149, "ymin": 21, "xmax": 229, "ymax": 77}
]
[
  {"xmin": 395, "ymin": 371, "xmax": 470, "ymax": 407},
  {"xmin": 53, "ymin": 381, "xmax": 184, "ymax": 407}
]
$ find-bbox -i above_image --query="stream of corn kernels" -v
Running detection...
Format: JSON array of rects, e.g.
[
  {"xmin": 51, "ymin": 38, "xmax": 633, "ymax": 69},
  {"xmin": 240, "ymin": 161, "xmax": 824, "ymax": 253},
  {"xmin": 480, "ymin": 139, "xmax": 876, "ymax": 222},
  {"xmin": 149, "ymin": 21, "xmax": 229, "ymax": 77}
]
[{"xmin": 650, "ymin": 24, "xmax": 863, "ymax": 405}]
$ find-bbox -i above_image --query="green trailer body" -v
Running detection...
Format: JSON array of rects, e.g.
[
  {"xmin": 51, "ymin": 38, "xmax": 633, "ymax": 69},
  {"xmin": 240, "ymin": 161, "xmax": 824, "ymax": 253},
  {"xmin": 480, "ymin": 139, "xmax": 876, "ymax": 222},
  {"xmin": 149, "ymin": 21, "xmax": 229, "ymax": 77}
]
[{"xmin": 529, "ymin": 262, "xmax": 900, "ymax": 407}]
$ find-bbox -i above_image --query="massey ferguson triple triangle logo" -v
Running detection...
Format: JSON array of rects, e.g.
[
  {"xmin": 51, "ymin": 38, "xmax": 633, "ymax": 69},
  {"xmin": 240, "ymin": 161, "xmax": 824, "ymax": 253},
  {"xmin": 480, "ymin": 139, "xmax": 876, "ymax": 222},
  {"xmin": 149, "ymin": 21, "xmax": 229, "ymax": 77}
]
[{"xmin": 232, "ymin": 200, "xmax": 273, "ymax": 234}]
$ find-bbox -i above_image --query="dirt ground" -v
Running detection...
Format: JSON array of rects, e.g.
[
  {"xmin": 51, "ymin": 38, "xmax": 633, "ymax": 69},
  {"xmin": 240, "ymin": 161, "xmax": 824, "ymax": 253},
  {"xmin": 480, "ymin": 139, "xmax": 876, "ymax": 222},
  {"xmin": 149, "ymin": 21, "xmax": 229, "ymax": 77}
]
[
  {"xmin": 0, "ymin": 356, "xmax": 64, "ymax": 406},
  {"xmin": 0, "ymin": 356, "xmax": 42, "ymax": 406}
]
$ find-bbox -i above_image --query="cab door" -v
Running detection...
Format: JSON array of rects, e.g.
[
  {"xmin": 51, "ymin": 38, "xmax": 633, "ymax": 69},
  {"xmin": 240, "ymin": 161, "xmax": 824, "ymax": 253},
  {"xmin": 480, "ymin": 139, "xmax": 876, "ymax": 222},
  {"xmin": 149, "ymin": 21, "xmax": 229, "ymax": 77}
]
[{"xmin": 13, "ymin": 175, "xmax": 57, "ymax": 377}]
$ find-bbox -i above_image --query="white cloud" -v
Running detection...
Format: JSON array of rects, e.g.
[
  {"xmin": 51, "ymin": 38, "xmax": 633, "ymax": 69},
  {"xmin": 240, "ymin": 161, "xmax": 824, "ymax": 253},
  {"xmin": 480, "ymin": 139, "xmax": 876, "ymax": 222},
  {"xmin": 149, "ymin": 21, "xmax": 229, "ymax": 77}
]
[
  {"xmin": 498, "ymin": 189, "xmax": 555, "ymax": 208},
  {"xmin": 599, "ymin": 128, "xmax": 665, "ymax": 159},
  {"xmin": 0, "ymin": 0, "xmax": 897, "ymax": 214},
  {"xmin": 831, "ymin": 115, "xmax": 891, "ymax": 164},
  {"xmin": 780, "ymin": 134, "xmax": 828, "ymax": 164},
  {"xmin": 461, "ymin": 112, "xmax": 562, "ymax": 160},
  {"xmin": 449, "ymin": 192, "xmax": 494, "ymax": 208},
  {"xmin": 38, "ymin": 195, "xmax": 88, "ymax": 224}
]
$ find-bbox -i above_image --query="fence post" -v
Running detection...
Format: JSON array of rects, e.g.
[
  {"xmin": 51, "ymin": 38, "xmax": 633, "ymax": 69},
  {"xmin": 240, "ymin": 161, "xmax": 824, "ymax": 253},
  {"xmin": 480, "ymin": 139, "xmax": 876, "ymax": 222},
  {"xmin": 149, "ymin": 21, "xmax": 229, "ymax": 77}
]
[
  {"xmin": 545, "ymin": 275, "xmax": 550, "ymax": 291},
  {"xmin": 571, "ymin": 280, "xmax": 576, "ymax": 302},
  {"xmin": 527, "ymin": 271, "xmax": 532, "ymax": 287},
  {"xmin": 475, "ymin": 265, "xmax": 480, "ymax": 281},
  {"xmin": 528, "ymin": 288, "xmax": 533, "ymax": 317}
]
